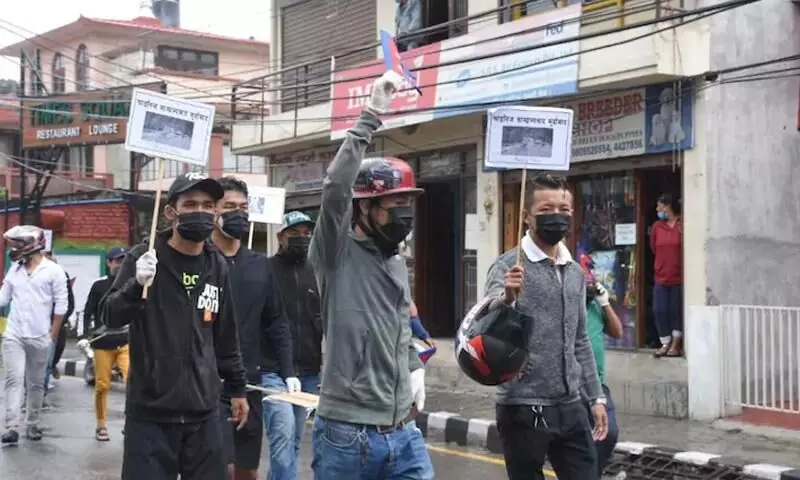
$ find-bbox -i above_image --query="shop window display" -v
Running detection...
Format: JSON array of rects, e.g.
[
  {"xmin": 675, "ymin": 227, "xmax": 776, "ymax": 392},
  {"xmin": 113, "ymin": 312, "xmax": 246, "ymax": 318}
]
[{"xmin": 577, "ymin": 174, "xmax": 637, "ymax": 348}]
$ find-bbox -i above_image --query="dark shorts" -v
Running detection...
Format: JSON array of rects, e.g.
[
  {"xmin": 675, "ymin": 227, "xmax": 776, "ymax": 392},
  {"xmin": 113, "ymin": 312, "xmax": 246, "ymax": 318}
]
[
  {"xmin": 122, "ymin": 416, "xmax": 225, "ymax": 480},
  {"xmin": 219, "ymin": 390, "xmax": 264, "ymax": 471}
]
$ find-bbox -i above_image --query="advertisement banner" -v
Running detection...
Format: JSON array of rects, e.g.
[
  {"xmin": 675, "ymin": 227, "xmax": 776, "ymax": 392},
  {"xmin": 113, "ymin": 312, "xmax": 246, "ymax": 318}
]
[
  {"xmin": 433, "ymin": 4, "xmax": 581, "ymax": 119},
  {"xmin": 565, "ymin": 82, "xmax": 694, "ymax": 163},
  {"xmin": 330, "ymin": 43, "xmax": 441, "ymax": 140},
  {"xmin": 21, "ymin": 82, "xmax": 162, "ymax": 149}
]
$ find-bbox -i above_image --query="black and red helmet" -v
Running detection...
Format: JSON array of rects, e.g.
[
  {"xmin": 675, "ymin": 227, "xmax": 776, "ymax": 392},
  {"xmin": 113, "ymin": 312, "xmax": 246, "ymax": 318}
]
[
  {"xmin": 455, "ymin": 296, "xmax": 531, "ymax": 386},
  {"xmin": 4, "ymin": 225, "xmax": 46, "ymax": 262},
  {"xmin": 353, "ymin": 157, "xmax": 423, "ymax": 199}
]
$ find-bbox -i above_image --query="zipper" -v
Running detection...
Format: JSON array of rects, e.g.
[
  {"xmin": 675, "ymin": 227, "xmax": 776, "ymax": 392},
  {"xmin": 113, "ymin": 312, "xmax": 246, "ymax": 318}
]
[
  {"xmin": 557, "ymin": 263, "xmax": 569, "ymax": 395},
  {"xmin": 292, "ymin": 264, "xmax": 301, "ymax": 375}
]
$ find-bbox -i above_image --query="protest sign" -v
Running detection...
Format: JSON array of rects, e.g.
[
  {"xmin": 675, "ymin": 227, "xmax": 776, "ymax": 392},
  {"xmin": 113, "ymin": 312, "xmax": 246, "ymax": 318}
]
[
  {"xmin": 123, "ymin": 88, "xmax": 216, "ymax": 299},
  {"xmin": 124, "ymin": 89, "xmax": 215, "ymax": 165},
  {"xmin": 484, "ymin": 106, "xmax": 574, "ymax": 171},
  {"xmin": 247, "ymin": 186, "xmax": 286, "ymax": 249}
]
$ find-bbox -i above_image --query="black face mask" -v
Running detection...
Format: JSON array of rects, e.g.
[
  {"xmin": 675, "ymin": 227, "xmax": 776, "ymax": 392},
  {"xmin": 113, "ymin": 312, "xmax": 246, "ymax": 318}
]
[
  {"xmin": 366, "ymin": 205, "xmax": 414, "ymax": 256},
  {"xmin": 176, "ymin": 211, "xmax": 215, "ymax": 243},
  {"xmin": 534, "ymin": 213, "xmax": 571, "ymax": 246},
  {"xmin": 219, "ymin": 210, "xmax": 249, "ymax": 240},
  {"xmin": 285, "ymin": 235, "xmax": 311, "ymax": 259}
]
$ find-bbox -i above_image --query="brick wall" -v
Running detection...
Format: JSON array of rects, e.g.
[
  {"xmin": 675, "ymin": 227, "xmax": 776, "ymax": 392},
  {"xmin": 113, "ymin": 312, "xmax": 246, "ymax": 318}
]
[{"xmin": 0, "ymin": 200, "xmax": 130, "ymax": 246}]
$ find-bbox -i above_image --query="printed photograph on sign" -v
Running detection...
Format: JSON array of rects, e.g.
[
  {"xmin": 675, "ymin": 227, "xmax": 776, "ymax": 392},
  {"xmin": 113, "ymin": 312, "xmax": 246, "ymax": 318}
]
[
  {"xmin": 500, "ymin": 126, "xmax": 554, "ymax": 158},
  {"xmin": 124, "ymin": 88, "xmax": 215, "ymax": 166},
  {"xmin": 142, "ymin": 111, "xmax": 195, "ymax": 151},
  {"xmin": 484, "ymin": 106, "xmax": 573, "ymax": 171},
  {"xmin": 248, "ymin": 186, "xmax": 286, "ymax": 225}
]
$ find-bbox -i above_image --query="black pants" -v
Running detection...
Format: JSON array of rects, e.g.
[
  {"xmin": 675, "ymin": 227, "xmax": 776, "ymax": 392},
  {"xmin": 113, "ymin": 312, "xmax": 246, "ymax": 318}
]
[
  {"xmin": 121, "ymin": 416, "xmax": 225, "ymax": 480},
  {"xmin": 496, "ymin": 401, "xmax": 597, "ymax": 480},
  {"xmin": 219, "ymin": 391, "xmax": 264, "ymax": 470}
]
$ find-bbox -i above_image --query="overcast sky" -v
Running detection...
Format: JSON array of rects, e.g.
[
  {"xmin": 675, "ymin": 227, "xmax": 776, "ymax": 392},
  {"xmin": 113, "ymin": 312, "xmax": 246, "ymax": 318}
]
[{"xmin": 0, "ymin": 0, "xmax": 271, "ymax": 81}]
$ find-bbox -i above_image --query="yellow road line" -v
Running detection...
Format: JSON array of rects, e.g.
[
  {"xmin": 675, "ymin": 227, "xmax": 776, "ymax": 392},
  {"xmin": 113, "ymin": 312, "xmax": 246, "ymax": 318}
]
[{"xmin": 426, "ymin": 444, "xmax": 557, "ymax": 478}]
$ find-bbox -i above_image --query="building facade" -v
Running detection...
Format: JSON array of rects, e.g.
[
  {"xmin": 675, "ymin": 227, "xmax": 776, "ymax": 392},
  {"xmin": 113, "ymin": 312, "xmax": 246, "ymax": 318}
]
[{"xmin": 231, "ymin": 0, "xmax": 800, "ymax": 421}]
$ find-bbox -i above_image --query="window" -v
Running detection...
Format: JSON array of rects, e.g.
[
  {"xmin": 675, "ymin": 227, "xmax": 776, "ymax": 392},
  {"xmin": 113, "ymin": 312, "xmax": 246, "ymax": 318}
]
[
  {"xmin": 76, "ymin": 44, "xmax": 89, "ymax": 91},
  {"xmin": 155, "ymin": 46, "xmax": 219, "ymax": 76},
  {"xmin": 499, "ymin": 0, "xmax": 581, "ymax": 24},
  {"xmin": 51, "ymin": 53, "xmax": 65, "ymax": 94},
  {"xmin": 223, "ymin": 146, "xmax": 266, "ymax": 174},
  {"xmin": 401, "ymin": 0, "xmax": 468, "ymax": 50},
  {"xmin": 67, "ymin": 146, "xmax": 94, "ymax": 173}
]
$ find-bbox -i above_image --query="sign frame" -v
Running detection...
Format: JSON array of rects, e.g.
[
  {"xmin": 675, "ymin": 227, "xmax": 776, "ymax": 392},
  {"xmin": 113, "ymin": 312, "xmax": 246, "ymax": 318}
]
[
  {"xmin": 248, "ymin": 186, "xmax": 287, "ymax": 225},
  {"xmin": 124, "ymin": 88, "xmax": 215, "ymax": 166}
]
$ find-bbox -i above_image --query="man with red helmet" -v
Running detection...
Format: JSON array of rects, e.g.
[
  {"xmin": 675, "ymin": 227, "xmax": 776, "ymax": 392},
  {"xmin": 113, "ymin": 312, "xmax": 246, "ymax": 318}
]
[
  {"xmin": 0, "ymin": 225, "xmax": 69, "ymax": 444},
  {"xmin": 308, "ymin": 70, "xmax": 433, "ymax": 479}
]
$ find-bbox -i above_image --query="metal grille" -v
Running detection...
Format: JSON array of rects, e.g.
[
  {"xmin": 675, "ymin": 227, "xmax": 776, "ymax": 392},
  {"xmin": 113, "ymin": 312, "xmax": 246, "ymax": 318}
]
[{"xmin": 605, "ymin": 451, "xmax": 762, "ymax": 480}]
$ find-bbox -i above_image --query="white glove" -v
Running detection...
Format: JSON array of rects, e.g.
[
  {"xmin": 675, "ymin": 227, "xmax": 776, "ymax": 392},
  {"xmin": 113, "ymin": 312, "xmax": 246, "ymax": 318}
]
[
  {"xmin": 135, "ymin": 250, "xmax": 158, "ymax": 287},
  {"xmin": 595, "ymin": 282, "xmax": 610, "ymax": 307},
  {"xmin": 285, "ymin": 377, "xmax": 301, "ymax": 394},
  {"xmin": 367, "ymin": 70, "xmax": 404, "ymax": 114},
  {"xmin": 410, "ymin": 368, "xmax": 426, "ymax": 412}
]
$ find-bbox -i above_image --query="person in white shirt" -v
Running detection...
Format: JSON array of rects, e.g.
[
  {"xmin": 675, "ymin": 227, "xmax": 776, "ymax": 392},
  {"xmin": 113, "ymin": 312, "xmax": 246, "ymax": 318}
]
[{"xmin": 0, "ymin": 225, "xmax": 68, "ymax": 444}]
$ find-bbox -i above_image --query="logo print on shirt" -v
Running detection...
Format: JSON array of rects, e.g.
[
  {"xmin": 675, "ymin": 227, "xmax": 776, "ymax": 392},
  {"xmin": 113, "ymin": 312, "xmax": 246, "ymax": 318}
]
[
  {"xmin": 182, "ymin": 273, "xmax": 199, "ymax": 291},
  {"xmin": 197, "ymin": 283, "xmax": 220, "ymax": 320}
]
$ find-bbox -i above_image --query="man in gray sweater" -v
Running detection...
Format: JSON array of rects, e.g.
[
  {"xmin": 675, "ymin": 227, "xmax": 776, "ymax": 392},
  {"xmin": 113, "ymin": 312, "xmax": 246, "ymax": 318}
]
[
  {"xmin": 484, "ymin": 173, "xmax": 608, "ymax": 480},
  {"xmin": 309, "ymin": 70, "xmax": 433, "ymax": 479}
]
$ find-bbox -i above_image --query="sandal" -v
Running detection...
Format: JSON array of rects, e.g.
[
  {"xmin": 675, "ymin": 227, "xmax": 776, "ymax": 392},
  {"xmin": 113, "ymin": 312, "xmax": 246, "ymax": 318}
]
[
  {"xmin": 95, "ymin": 427, "xmax": 110, "ymax": 442},
  {"xmin": 653, "ymin": 344, "xmax": 670, "ymax": 358}
]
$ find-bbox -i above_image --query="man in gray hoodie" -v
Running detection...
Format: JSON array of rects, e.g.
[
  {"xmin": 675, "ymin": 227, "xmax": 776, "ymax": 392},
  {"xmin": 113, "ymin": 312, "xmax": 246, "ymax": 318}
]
[
  {"xmin": 484, "ymin": 173, "xmax": 608, "ymax": 480},
  {"xmin": 309, "ymin": 70, "xmax": 433, "ymax": 480}
]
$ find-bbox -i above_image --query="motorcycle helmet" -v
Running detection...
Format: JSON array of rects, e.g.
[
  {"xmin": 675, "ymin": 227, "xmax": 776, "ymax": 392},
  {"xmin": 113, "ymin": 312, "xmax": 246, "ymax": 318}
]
[
  {"xmin": 353, "ymin": 157, "xmax": 423, "ymax": 199},
  {"xmin": 4, "ymin": 225, "xmax": 46, "ymax": 262},
  {"xmin": 455, "ymin": 296, "xmax": 531, "ymax": 386}
]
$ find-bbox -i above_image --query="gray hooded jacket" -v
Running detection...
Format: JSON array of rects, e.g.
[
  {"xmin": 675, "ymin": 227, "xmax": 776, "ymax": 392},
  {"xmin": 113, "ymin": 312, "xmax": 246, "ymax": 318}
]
[
  {"xmin": 309, "ymin": 111, "xmax": 424, "ymax": 426},
  {"xmin": 484, "ymin": 240, "xmax": 602, "ymax": 406}
]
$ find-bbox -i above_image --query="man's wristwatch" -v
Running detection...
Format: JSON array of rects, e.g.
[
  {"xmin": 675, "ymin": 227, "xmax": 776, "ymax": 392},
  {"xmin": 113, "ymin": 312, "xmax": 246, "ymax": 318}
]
[{"xmin": 591, "ymin": 396, "xmax": 607, "ymax": 406}]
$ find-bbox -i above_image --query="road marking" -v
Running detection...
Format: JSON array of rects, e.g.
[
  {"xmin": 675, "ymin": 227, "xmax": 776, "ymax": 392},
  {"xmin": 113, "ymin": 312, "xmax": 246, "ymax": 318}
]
[{"xmin": 426, "ymin": 444, "xmax": 557, "ymax": 478}]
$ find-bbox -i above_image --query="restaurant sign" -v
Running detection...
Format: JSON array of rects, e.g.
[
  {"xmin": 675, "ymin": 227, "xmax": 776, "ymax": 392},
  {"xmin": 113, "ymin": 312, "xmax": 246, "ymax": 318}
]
[{"xmin": 21, "ymin": 82, "xmax": 163, "ymax": 149}]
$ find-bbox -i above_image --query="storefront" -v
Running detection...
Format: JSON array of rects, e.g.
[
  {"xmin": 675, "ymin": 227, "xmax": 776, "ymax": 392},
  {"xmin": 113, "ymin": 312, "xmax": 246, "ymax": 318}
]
[{"xmin": 499, "ymin": 81, "xmax": 693, "ymax": 350}]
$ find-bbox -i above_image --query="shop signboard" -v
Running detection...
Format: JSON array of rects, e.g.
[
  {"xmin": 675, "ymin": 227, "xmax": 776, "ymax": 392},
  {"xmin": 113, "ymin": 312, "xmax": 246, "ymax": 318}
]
[
  {"xmin": 329, "ymin": 43, "xmax": 441, "ymax": 140},
  {"xmin": 271, "ymin": 143, "xmax": 378, "ymax": 193},
  {"xmin": 563, "ymin": 82, "xmax": 694, "ymax": 162},
  {"xmin": 433, "ymin": 4, "xmax": 581, "ymax": 120},
  {"xmin": 21, "ymin": 82, "xmax": 162, "ymax": 149}
]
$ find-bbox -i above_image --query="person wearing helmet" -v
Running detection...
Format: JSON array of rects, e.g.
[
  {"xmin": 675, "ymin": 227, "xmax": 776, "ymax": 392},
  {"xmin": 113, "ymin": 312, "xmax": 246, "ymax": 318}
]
[
  {"xmin": 308, "ymin": 70, "xmax": 433, "ymax": 479},
  {"xmin": 0, "ymin": 225, "xmax": 69, "ymax": 443},
  {"xmin": 483, "ymin": 174, "xmax": 607, "ymax": 480}
]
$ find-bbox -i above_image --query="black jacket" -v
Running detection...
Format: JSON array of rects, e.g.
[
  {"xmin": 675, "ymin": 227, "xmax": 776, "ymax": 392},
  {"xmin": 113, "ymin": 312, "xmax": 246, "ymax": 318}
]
[
  {"xmin": 266, "ymin": 250, "xmax": 322, "ymax": 376},
  {"xmin": 223, "ymin": 246, "xmax": 294, "ymax": 384},
  {"xmin": 99, "ymin": 232, "xmax": 246, "ymax": 423},
  {"xmin": 84, "ymin": 275, "xmax": 128, "ymax": 350}
]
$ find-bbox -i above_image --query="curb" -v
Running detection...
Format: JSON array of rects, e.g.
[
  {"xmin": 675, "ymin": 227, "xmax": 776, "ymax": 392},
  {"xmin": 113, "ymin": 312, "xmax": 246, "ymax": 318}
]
[
  {"xmin": 57, "ymin": 359, "xmax": 86, "ymax": 378},
  {"xmin": 415, "ymin": 411, "xmax": 800, "ymax": 480}
]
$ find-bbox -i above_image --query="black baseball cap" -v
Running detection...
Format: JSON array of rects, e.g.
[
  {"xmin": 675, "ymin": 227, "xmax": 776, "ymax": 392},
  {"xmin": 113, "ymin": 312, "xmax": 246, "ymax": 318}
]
[
  {"xmin": 107, "ymin": 247, "xmax": 127, "ymax": 260},
  {"xmin": 167, "ymin": 172, "xmax": 224, "ymax": 203}
]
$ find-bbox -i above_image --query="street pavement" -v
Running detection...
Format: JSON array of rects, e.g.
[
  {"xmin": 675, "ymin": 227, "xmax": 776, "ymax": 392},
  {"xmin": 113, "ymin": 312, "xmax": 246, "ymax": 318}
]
[
  {"xmin": 424, "ymin": 387, "xmax": 800, "ymax": 467},
  {"xmin": 0, "ymin": 376, "xmax": 511, "ymax": 480}
]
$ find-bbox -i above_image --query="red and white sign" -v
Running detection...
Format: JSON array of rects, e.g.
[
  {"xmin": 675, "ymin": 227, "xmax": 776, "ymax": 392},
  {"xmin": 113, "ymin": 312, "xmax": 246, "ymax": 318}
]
[{"xmin": 330, "ymin": 43, "xmax": 441, "ymax": 140}]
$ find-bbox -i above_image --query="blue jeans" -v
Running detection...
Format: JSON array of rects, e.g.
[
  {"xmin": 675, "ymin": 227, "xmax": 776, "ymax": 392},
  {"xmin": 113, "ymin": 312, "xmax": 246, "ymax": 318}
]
[
  {"xmin": 653, "ymin": 283, "xmax": 683, "ymax": 339},
  {"xmin": 594, "ymin": 385, "xmax": 619, "ymax": 477},
  {"xmin": 261, "ymin": 372, "xmax": 320, "ymax": 480},
  {"xmin": 311, "ymin": 416, "xmax": 434, "ymax": 480}
]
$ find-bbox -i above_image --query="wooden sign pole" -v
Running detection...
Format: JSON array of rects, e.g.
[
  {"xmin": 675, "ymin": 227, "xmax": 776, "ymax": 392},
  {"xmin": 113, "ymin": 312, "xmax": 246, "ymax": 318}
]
[
  {"xmin": 515, "ymin": 168, "xmax": 528, "ymax": 267},
  {"xmin": 142, "ymin": 157, "xmax": 165, "ymax": 299}
]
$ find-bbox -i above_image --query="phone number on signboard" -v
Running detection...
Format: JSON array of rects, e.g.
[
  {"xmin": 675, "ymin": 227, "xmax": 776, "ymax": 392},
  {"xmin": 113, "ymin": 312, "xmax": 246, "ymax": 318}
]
[{"xmin": 573, "ymin": 139, "xmax": 644, "ymax": 157}]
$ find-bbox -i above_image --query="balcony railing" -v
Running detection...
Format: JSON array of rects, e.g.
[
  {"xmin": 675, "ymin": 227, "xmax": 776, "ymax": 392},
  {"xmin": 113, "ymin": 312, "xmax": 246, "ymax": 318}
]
[
  {"xmin": 0, "ymin": 168, "xmax": 114, "ymax": 198},
  {"xmin": 232, "ymin": 0, "xmax": 683, "ymax": 138}
]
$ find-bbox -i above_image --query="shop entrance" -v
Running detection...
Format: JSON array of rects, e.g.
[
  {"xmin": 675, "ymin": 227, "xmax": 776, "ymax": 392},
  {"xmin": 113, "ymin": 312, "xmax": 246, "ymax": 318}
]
[
  {"xmin": 637, "ymin": 166, "xmax": 681, "ymax": 347},
  {"xmin": 414, "ymin": 179, "xmax": 459, "ymax": 337}
]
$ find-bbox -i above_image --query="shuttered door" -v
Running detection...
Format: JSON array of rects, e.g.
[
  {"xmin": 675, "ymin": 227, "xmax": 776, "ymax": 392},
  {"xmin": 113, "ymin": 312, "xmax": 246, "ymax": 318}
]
[{"xmin": 280, "ymin": 0, "xmax": 376, "ymax": 112}]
